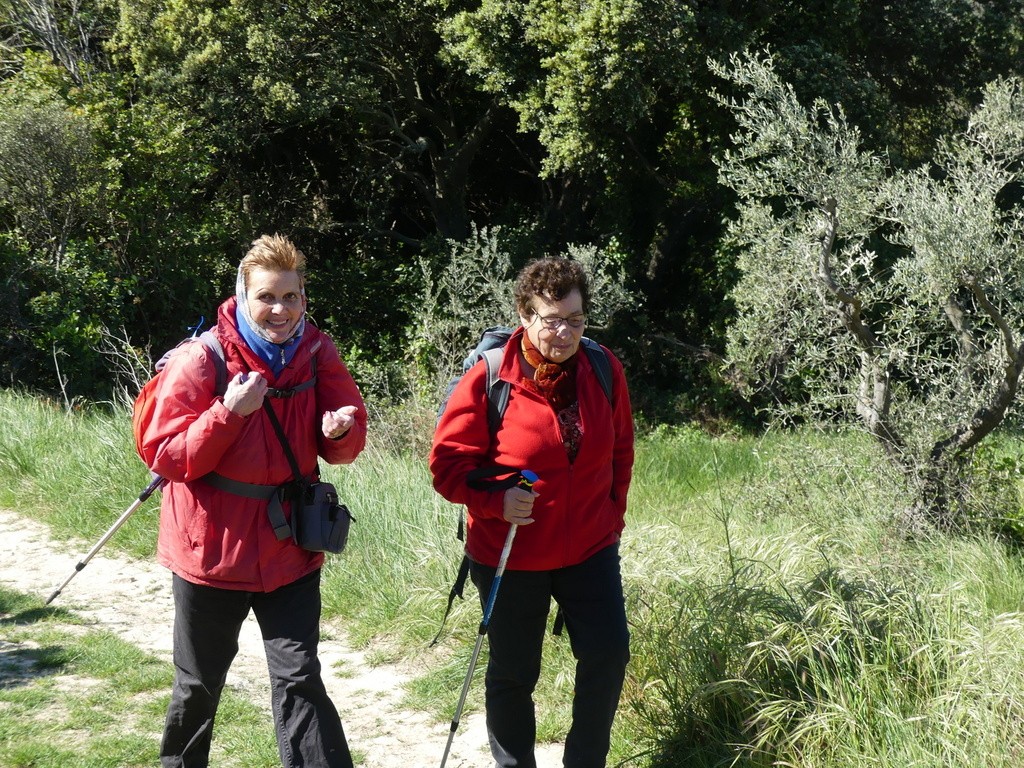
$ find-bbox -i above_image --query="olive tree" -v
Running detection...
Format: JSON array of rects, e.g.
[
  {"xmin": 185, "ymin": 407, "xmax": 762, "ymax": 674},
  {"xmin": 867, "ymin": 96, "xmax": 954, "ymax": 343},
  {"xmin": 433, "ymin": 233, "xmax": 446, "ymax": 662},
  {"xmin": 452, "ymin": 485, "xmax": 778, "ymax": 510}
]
[{"xmin": 715, "ymin": 51, "xmax": 1024, "ymax": 528}]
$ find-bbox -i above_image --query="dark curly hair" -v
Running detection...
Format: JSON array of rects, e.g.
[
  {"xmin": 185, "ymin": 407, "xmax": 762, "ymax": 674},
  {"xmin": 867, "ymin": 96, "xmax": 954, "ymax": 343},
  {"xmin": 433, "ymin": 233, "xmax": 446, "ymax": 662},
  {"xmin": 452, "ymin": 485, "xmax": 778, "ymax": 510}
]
[{"xmin": 514, "ymin": 258, "xmax": 590, "ymax": 317}]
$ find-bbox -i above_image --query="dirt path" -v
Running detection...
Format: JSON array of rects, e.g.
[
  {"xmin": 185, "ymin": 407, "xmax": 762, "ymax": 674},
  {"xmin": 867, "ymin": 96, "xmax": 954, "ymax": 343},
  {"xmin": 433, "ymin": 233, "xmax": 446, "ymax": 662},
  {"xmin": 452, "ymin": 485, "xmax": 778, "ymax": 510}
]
[{"xmin": 0, "ymin": 509, "xmax": 564, "ymax": 768}]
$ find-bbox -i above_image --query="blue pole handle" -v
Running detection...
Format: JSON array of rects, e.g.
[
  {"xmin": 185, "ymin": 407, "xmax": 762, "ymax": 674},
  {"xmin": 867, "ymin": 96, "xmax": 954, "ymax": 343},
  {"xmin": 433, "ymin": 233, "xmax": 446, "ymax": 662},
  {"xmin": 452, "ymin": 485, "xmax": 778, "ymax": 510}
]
[{"xmin": 518, "ymin": 469, "xmax": 539, "ymax": 490}]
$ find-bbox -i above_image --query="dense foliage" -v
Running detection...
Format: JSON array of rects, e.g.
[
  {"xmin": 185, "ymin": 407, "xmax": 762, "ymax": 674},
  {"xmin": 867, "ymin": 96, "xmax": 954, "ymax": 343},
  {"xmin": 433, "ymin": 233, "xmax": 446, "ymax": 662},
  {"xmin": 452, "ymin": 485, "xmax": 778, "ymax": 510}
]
[{"xmin": 1, "ymin": 0, "xmax": 1023, "ymax": 425}]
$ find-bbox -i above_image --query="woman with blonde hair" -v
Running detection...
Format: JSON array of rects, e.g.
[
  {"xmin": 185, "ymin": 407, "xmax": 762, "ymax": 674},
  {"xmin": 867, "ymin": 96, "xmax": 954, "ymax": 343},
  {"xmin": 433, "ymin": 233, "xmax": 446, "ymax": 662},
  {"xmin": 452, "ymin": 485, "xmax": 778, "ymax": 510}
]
[{"xmin": 141, "ymin": 233, "xmax": 366, "ymax": 767}]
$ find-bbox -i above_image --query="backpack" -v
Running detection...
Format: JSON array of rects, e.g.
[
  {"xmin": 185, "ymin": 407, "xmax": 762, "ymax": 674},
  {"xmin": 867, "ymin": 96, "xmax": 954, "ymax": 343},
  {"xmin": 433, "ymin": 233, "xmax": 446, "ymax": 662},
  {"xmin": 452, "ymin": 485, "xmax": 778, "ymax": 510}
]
[
  {"xmin": 430, "ymin": 325, "xmax": 615, "ymax": 645},
  {"xmin": 131, "ymin": 327, "xmax": 324, "ymax": 464},
  {"xmin": 436, "ymin": 325, "xmax": 614, "ymax": 429},
  {"xmin": 131, "ymin": 330, "xmax": 228, "ymax": 463}
]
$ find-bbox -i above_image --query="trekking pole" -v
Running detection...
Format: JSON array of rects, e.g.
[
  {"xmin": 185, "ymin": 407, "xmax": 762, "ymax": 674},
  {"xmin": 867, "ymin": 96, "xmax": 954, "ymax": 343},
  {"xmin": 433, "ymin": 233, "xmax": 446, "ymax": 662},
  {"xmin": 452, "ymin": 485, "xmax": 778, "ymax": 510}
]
[
  {"xmin": 45, "ymin": 475, "xmax": 166, "ymax": 605},
  {"xmin": 438, "ymin": 469, "xmax": 538, "ymax": 768}
]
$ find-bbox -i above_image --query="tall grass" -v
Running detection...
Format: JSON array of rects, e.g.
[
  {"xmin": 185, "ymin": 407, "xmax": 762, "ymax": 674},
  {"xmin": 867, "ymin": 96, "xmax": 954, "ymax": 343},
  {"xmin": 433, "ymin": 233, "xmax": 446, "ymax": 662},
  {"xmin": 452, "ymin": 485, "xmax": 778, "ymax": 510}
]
[
  {"xmin": 2, "ymin": 388, "xmax": 1024, "ymax": 765},
  {"xmin": 0, "ymin": 392, "xmax": 159, "ymax": 558},
  {"xmin": 626, "ymin": 428, "xmax": 1024, "ymax": 767}
]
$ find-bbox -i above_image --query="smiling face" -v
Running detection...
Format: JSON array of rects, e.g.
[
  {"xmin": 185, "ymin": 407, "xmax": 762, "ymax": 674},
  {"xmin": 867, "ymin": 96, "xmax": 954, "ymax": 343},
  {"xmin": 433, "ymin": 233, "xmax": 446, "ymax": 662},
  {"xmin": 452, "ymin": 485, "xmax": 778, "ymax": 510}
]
[
  {"xmin": 245, "ymin": 267, "xmax": 306, "ymax": 344},
  {"xmin": 519, "ymin": 288, "xmax": 586, "ymax": 363}
]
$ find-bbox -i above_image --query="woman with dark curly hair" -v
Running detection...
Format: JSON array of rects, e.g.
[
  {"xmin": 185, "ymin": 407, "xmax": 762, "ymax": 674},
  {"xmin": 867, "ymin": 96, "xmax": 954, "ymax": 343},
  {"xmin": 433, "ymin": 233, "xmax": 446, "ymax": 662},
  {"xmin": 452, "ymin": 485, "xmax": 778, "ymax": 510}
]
[{"xmin": 431, "ymin": 257, "xmax": 635, "ymax": 768}]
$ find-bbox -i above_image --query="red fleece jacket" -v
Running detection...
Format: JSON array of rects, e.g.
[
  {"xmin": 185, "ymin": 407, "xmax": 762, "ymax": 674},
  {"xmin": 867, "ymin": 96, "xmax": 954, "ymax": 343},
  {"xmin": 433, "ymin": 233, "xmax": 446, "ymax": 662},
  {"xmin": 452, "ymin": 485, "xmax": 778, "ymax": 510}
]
[
  {"xmin": 141, "ymin": 298, "xmax": 367, "ymax": 592},
  {"xmin": 430, "ymin": 327, "xmax": 634, "ymax": 571}
]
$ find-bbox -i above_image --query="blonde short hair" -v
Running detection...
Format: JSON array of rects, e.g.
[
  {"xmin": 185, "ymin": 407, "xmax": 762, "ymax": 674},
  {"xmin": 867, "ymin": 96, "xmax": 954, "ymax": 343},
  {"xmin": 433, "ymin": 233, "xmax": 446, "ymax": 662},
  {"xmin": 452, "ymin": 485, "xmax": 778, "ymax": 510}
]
[{"xmin": 239, "ymin": 234, "xmax": 307, "ymax": 290}]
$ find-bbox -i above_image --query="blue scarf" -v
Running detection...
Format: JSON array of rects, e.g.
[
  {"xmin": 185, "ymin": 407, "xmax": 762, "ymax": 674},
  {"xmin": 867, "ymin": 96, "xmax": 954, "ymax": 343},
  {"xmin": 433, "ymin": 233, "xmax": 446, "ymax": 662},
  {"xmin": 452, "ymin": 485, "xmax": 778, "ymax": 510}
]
[{"xmin": 234, "ymin": 267, "xmax": 304, "ymax": 377}]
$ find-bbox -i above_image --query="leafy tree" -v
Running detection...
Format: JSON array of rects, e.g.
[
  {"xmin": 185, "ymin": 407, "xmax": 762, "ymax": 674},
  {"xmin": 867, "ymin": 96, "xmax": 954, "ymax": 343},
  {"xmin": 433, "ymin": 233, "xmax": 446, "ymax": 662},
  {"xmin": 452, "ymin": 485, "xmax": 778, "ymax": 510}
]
[
  {"xmin": 112, "ymin": 0, "xmax": 504, "ymax": 243},
  {"xmin": 440, "ymin": 0, "xmax": 1024, "ymax": 424},
  {"xmin": 0, "ymin": 0, "xmax": 111, "ymax": 85},
  {"xmin": 715, "ymin": 51, "xmax": 1024, "ymax": 527},
  {"xmin": 3, "ymin": 0, "xmax": 1024, "ymax": 420},
  {"xmin": 108, "ymin": 0, "xmax": 520, "ymax": 384},
  {"xmin": 0, "ymin": 58, "xmax": 109, "ymax": 393},
  {"xmin": 0, "ymin": 84, "xmax": 98, "ymax": 264},
  {"xmin": 442, "ymin": 0, "xmax": 693, "ymax": 179}
]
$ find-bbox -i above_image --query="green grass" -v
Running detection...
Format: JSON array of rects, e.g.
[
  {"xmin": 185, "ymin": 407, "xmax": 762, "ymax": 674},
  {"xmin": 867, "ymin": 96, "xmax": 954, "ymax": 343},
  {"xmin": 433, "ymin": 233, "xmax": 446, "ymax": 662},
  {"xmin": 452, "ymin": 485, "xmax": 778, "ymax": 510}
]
[
  {"xmin": 3, "ymin": 388, "xmax": 1024, "ymax": 766},
  {"xmin": 0, "ymin": 585, "xmax": 279, "ymax": 767},
  {"xmin": 0, "ymin": 393, "xmax": 160, "ymax": 559}
]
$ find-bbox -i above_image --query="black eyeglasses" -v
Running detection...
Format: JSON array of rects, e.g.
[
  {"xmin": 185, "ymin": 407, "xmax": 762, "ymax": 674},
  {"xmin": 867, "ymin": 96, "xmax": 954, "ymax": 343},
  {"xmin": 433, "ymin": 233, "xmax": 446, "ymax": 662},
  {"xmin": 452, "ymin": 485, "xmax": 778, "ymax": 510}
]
[{"xmin": 531, "ymin": 313, "xmax": 587, "ymax": 331}]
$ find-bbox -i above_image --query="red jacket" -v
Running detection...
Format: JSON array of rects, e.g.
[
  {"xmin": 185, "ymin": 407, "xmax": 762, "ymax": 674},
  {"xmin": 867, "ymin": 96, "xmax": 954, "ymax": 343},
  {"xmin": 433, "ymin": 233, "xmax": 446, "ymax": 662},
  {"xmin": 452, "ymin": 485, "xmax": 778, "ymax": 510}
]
[
  {"xmin": 430, "ymin": 327, "xmax": 634, "ymax": 571},
  {"xmin": 141, "ymin": 298, "xmax": 367, "ymax": 592}
]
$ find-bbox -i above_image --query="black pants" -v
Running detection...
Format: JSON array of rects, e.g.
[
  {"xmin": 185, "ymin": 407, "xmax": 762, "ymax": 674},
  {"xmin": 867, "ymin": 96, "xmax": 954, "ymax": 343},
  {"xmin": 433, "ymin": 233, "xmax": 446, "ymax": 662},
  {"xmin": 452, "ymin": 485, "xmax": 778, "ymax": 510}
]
[
  {"xmin": 160, "ymin": 569, "xmax": 352, "ymax": 768},
  {"xmin": 470, "ymin": 543, "xmax": 630, "ymax": 768}
]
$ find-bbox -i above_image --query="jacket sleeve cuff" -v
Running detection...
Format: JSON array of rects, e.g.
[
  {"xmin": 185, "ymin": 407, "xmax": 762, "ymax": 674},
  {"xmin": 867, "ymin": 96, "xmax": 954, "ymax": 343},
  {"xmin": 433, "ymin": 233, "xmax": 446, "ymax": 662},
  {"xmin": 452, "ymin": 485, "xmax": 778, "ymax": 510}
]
[{"xmin": 212, "ymin": 398, "xmax": 246, "ymax": 426}]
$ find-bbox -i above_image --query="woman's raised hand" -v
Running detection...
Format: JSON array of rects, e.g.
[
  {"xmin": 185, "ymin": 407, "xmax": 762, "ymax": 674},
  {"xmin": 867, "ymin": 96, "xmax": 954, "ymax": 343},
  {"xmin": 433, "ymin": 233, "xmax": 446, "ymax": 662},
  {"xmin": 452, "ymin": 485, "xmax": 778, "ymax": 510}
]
[
  {"xmin": 322, "ymin": 405, "xmax": 358, "ymax": 439},
  {"xmin": 223, "ymin": 372, "xmax": 267, "ymax": 416}
]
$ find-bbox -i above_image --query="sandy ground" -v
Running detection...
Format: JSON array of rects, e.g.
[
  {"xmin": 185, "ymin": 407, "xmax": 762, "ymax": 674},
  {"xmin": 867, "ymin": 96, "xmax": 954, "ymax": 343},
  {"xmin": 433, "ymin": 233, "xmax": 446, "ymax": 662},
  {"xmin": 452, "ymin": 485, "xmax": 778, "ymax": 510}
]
[{"xmin": 0, "ymin": 508, "xmax": 564, "ymax": 768}]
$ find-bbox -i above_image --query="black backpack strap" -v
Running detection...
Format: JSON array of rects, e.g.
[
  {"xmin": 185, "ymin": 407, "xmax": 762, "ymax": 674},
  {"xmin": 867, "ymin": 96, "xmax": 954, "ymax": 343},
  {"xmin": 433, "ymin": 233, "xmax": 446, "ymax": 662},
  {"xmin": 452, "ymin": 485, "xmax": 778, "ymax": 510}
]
[
  {"xmin": 485, "ymin": 337, "xmax": 610, "ymax": 426},
  {"xmin": 552, "ymin": 605, "xmax": 565, "ymax": 636},
  {"xmin": 465, "ymin": 465, "xmax": 527, "ymax": 491},
  {"xmin": 482, "ymin": 337, "xmax": 610, "ymax": 426},
  {"xmin": 267, "ymin": 377, "xmax": 315, "ymax": 398},
  {"xmin": 429, "ymin": 553, "xmax": 471, "ymax": 647},
  {"xmin": 580, "ymin": 337, "xmax": 613, "ymax": 405},
  {"xmin": 431, "ymin": 465, "xmax": 528, "ymax": 645}
]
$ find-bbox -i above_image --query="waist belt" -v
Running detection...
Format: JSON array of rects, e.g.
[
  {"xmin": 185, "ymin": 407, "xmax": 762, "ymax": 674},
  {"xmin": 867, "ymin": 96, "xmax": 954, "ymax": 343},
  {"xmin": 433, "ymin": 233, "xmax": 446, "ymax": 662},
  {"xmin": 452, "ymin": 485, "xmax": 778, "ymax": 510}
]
[{"xmin": 202, "ymin": 472, "xmax": 292, "ymax": 541}]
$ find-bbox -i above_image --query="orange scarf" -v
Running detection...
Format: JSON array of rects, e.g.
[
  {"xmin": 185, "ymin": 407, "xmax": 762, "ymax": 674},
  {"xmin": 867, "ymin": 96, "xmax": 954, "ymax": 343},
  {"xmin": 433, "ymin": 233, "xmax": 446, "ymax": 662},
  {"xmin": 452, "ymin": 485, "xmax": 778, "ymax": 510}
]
[{"xmin": 521, "ymin": 333, "xmax": 578, "ymax": 411}]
